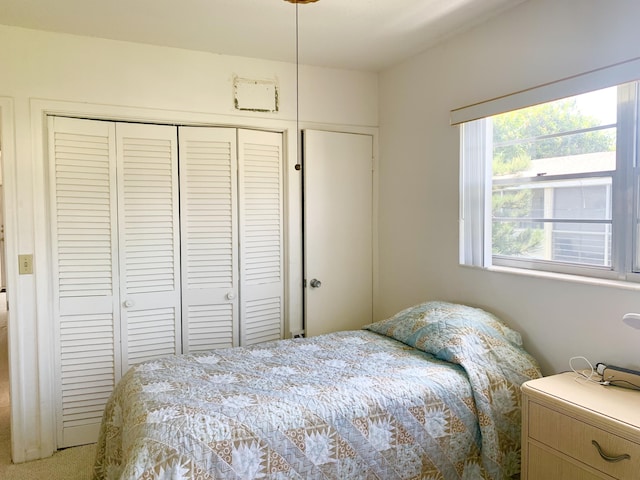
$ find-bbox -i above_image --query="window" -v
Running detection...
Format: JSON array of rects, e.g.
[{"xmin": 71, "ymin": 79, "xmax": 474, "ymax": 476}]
[{"xmin": 457, "ymin": 60, "xmax": 640, "ymax": 282}]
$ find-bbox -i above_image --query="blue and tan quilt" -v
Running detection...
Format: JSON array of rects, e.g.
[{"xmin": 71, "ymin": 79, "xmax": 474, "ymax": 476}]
[{"xmin": 93, "ymin": 301, "xmax": 541, "ymax": 479}]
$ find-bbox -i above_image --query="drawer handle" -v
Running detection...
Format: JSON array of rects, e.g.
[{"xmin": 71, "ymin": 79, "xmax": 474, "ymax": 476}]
[{"xmin": 591, "ymin": 440, "xmax": 631, "ymax": 463}]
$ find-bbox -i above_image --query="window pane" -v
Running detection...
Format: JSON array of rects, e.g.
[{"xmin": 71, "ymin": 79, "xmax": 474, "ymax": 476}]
[
  {"xmin": 552, "ymin": 222, "xmax": 611, "ymax": 266},
  {"xmin": 493, "ymin": 219, "xmax": 611, "ymax": 266},
  {"xmin": 492, "ymin": 88, "xmax": 617, "ymax": 180},
  {"xmin": 490, "ymin": 87, "xmax": 616, "ymax": 268},
  {"xmin": 492, "ymin": 177, "xmax": 612, "ymax": 267},
  {"xmin": 554, "ymin": 184, "xmax": 611, "ymax": 221},
  {"xmin": 492, "ymin": 186, "xmax": 543, "ymax": 220},
  {"xmin": 493, "ymin": 130, "xmax": 616, "ymax": 178}
]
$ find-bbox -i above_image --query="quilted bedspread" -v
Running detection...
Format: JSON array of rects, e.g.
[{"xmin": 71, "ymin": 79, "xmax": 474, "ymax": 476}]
[{"xmin": 93, "ymin": 302, "xmax": 541, "ymax": 480}]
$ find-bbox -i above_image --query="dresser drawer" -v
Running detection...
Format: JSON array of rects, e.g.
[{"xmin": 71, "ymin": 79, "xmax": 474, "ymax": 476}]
[
  {"xmin": 528, "ymin": 402, "xmax": 640, "ymax": 479},
  {"xmin": 527, "ymin": 443, "xmax": 606, "ymax": 480}
]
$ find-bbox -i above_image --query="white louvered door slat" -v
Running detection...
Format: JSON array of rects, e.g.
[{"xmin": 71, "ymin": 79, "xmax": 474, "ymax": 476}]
[
  {"xmin": 237, "ymin": 129, "xmax": 284, "ymax": 346},
  {"xmin": 116, "ymin": 123, "xmax": 181, "ymax": 370},
  {"xmin": 179, "ymin": 127, "xmax": 239, "ymax": 352},
  {"xmin": 49, "ymin": 116, "xmax": 120, "ymax": 448}
]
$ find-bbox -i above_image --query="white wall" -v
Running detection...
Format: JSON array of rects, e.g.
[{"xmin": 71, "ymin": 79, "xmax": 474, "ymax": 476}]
[
  {"xmin": 0, "ymin": 24, "xmax": 378, "ymax": 461},
  {"xmin": 378, "ymin": 0, "xmax": 640, "ymax": 376}
]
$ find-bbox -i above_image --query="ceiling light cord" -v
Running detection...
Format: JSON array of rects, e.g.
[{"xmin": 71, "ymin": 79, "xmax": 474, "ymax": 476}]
[{"xmin": 295, "ymin": 3, "xmax": 300, "ymax": 170}]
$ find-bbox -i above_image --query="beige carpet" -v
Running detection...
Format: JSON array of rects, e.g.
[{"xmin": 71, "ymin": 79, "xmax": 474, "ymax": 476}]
[
  {"xmin": 0, "ymin": 294, "xmax": 96, "ymax": 479},
  {"xmin": 0, "ymin": 422, "xmax": 96, "ymax": 479}
]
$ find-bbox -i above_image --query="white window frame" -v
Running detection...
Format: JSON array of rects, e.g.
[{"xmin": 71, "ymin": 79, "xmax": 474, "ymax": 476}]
[{"xmin": 455, "ymin": 57, "xmax": 640, "ymax": 283}]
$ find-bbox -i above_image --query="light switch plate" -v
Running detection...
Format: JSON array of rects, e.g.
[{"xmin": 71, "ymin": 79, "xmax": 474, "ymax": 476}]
[{"xmin": 18, "ymin": 254, "xmax": 33, "ymax": 274}]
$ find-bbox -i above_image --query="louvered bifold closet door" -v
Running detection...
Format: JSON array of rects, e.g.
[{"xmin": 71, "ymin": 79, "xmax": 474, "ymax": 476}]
[
  {"xmin": 237, "ymin": 129, "xmax": 284, "ymax": 345},
  {"xmin": 48, "ymin": 116, "xmax": 120, "ymax": 448},
  {"xmin": 116, "ymin": 123, "xmax": 182, "ymax": 370},
  {"xmin": 179, "ymin": 127, "xmax": 239, "ymax": 353}
]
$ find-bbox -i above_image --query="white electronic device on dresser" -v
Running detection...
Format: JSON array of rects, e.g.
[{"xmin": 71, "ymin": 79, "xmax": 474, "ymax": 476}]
[{"xmin": 521, "ymin": 372, "xmax": 640, "ymax": 480}]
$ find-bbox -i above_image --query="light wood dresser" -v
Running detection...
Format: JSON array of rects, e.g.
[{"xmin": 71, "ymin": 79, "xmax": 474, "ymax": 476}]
[{"xmin": 521, "ymin": 372, "xmax": 640, "ymax": 479}]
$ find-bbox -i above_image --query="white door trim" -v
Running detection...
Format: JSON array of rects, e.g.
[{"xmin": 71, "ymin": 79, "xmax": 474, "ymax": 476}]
[{"xmin": 0, "ymin": 96, "xmax": 35, "ymax": 463}]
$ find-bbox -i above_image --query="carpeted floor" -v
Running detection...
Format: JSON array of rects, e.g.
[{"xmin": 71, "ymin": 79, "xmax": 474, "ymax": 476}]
[
  {"xmin": 0, "ymin": 428, "xmax": 96, "ymax": 480},
  {"xmin": 0, "ymin": 293, "xmax": 96, "ymax": 479}
]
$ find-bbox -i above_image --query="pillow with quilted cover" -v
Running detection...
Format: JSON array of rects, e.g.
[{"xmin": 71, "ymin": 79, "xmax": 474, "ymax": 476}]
[{"xmin": 364, "ymin": 300, "xmax": 524, "ymax": 351}]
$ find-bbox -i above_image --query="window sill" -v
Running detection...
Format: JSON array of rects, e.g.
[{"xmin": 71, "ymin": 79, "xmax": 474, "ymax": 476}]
[{"xmin": 461, "ymin": 263, "xmax": 640, "ymax": 292}]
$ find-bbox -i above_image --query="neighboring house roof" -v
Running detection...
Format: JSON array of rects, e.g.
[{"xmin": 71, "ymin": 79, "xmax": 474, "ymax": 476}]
[
  {"xmin": 494, "ymin": 151, "xmax": 616, "ymax": 190},
  {"xmin": 526, "ymin": 151, "xmax": 616, "ymax": 177}
]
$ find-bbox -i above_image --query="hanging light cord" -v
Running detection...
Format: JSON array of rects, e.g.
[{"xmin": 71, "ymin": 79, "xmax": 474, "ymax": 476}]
[{"xmin": 295, "ymin": 3, "xmax": 301, "ymax": 169}]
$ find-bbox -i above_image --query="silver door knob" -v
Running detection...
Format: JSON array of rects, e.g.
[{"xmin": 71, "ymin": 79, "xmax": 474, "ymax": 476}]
[{"xmin": 310, "ymin": 279, "xmax": 322, "ymax": 288}]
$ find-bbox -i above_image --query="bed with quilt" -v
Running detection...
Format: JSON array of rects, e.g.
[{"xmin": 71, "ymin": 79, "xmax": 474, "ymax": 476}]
[{"xmin": 93, "ymin": 301, "xmax": 541, "ymax": 480}]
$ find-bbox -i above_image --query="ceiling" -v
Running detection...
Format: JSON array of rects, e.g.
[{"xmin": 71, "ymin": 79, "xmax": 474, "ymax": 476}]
[{"xmin": 0, "ymin": 0, "xmax": 526, "ymax": 71}]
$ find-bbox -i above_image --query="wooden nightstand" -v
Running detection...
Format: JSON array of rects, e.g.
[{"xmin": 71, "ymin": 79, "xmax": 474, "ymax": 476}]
[{"xmin": 521, "ymin": 372, "xmax": 640, "ymax": 479}]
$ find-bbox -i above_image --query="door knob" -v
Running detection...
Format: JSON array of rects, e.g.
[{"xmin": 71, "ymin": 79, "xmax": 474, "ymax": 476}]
[
  {"xmin": 226, "ymin": 292, "xmax": 236, "ymax": 300},
  {"xmin": 310, "ymin": 279, "xmax": 322, "ymax": 288},
  {"xmin": 123, "ymin": 299, "xmax": 134, "ymax": 308}
]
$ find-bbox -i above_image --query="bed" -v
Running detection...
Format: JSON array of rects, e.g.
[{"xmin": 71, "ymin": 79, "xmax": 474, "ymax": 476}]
[{"xmin": 93, "ymin": 301, "xmax": 541, "ymax": 480}]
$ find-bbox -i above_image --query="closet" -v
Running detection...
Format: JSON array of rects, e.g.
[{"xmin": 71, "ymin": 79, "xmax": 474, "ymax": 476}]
[{"xmin": 48, "ymin": 116, "xmax": 284, "ymax": 447}]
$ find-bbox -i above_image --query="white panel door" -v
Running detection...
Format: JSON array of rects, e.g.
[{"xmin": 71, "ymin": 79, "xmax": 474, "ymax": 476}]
[
  {"xmin": 304, "ymin": 130, "xmax": 373, "ymax": 337},
  {"xmin": 238, "ymin": 129, "xmax": 284, "ymax": 345},
  {"xmin": 179, "ymin": 126, "xmax": 239, "ymax": 352},
  {"xmin": 115, "ymin": 123, "xmax": 182, "ymax": 370},
  {"xmin": 49, "ymin": 116, "xmax": 120, "ymax": 448}
]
